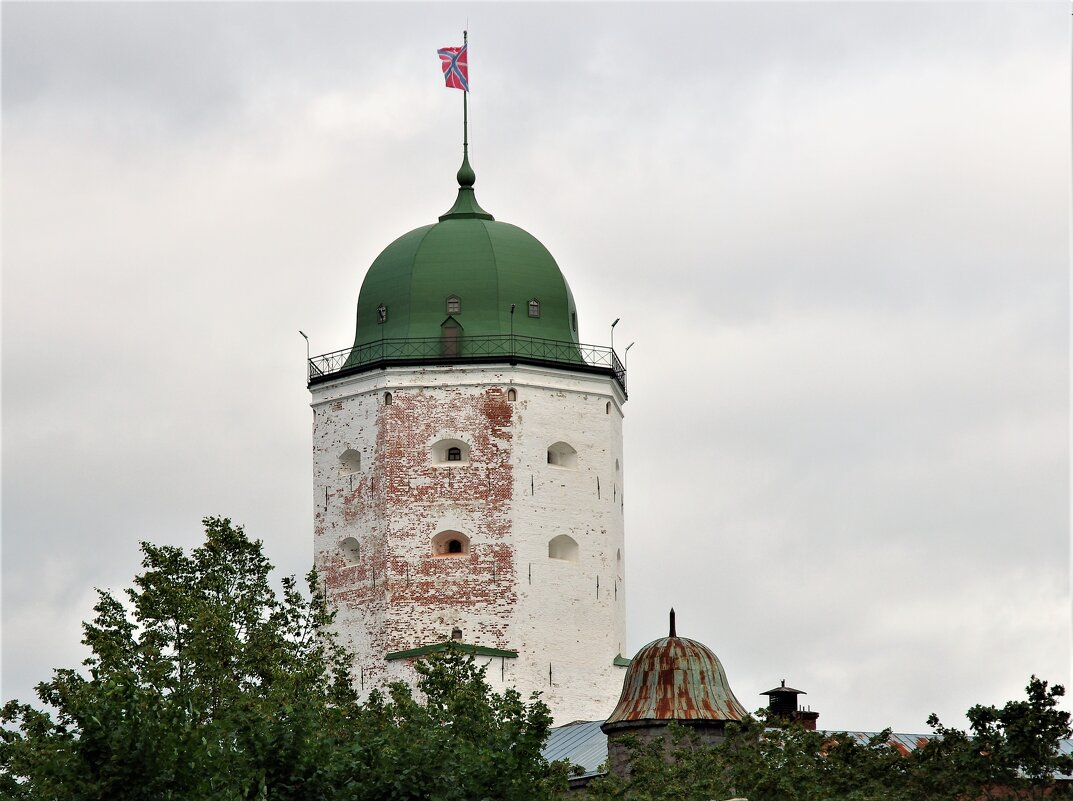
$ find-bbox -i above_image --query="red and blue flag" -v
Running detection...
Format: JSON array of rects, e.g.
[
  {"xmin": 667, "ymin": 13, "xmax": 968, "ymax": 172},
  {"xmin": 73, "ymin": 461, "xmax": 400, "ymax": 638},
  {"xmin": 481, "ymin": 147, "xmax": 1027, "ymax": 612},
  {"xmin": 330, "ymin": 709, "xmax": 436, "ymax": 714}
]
[{"xmin": 438, "ymin": 44, "xmax": 468, "ymax": 92}]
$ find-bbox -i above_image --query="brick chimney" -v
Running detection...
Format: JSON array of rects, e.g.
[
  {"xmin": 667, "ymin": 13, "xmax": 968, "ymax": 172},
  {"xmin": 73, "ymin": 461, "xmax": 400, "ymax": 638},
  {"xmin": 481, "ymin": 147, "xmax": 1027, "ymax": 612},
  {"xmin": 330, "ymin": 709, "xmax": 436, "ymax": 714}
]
[{"xmin": 761, "ymin": 680, "xmax": 819, "ymax": 730}]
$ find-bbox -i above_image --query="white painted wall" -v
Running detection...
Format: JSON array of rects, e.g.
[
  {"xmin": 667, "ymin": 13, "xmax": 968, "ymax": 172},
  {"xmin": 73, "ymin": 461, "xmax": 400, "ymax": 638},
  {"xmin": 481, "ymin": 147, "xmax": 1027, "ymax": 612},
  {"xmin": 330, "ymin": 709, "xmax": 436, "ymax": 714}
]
[{"xmin": 310, "ymin": 362, "xmax": 627, "ymax": 723}]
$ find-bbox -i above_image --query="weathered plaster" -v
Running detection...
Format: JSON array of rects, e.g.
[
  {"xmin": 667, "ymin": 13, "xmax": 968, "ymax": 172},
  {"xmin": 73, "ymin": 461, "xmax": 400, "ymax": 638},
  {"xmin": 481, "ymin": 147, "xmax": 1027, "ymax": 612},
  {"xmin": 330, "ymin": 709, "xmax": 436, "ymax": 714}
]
[{"xmin": 311, "ymin": 363, "xmax": 627, "ymax": 723}]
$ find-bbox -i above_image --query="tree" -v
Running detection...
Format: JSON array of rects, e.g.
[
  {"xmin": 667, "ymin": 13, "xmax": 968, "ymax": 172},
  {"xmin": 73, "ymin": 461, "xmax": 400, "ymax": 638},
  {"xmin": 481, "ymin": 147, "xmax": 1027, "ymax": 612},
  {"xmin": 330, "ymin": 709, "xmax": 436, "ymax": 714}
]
[
  {"xmin": 584, "ymin": 723, "xmax": 734, "ymax": 801},
  {"xmin": 587, "ymin": 714, "xmax": 916, "ymax": 801},
  {"xmin": 586, "ymin": 682, "xmax": 1073, "ymax": 801},
  {"xmin": 919, "ymin": 675, "xmax": 1073, "ymax": 800},
  {"xmin": 1, "ymin": 517, "xmax": 561, "ymax": 801},
  {"xmin": 329, "ymin": 648, "xmax": 562, "ymax": 801},
  {"xmin": 1, "ymin": 517, "xmax": 360, "ymax": 800}
]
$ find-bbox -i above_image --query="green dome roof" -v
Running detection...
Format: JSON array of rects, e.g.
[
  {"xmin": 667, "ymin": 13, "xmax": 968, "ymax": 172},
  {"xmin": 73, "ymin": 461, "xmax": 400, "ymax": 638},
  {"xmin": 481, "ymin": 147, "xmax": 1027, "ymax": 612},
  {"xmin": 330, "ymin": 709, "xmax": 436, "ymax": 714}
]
[{"xmin": 351, "ymin": 158, "xmax": 578, "ymax": 350}]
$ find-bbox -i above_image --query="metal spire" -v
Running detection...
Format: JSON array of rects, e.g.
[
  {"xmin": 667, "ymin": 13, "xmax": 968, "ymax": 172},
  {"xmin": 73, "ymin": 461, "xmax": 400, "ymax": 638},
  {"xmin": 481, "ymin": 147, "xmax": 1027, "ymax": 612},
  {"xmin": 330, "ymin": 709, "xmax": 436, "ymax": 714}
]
[
  {"xmin": 456, "ymin": 29, "xmax": 475, "ymax": 188},
  {"xmin": 440, "ymin": 29, "xmax": 492, "ymax": 221}
]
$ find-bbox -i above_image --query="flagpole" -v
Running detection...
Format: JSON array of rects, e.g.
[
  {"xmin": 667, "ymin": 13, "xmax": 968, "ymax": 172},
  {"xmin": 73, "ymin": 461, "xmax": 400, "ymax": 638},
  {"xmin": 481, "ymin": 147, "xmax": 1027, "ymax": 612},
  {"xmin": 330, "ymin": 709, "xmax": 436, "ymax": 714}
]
[{"xmin": 462, "ymin": 29, "xmax": 468, "ymax": 160}]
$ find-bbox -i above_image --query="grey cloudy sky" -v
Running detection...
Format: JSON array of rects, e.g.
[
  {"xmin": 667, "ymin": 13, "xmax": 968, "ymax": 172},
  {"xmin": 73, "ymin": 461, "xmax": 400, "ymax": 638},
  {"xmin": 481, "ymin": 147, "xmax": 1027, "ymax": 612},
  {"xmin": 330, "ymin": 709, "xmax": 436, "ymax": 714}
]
[{"xmin": 3, "ymin": 2, "xmax": 1069, "ymax": 734}]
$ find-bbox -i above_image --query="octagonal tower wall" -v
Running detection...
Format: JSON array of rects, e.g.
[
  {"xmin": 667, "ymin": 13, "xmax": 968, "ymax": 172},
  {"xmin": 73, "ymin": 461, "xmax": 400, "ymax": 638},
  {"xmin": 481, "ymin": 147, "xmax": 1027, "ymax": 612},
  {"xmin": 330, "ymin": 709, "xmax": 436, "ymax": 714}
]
[{"xmin": 311, "ymin": 362, "xmax": 627, "ymax": 723}]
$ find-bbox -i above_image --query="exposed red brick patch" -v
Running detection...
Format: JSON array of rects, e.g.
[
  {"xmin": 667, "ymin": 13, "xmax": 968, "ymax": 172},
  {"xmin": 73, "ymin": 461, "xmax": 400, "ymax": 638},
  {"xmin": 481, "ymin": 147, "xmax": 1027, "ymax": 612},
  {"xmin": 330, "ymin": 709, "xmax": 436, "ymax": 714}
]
[{"xmin": 319, "ymin": 385, "xmax": 516, "ymax": 688}]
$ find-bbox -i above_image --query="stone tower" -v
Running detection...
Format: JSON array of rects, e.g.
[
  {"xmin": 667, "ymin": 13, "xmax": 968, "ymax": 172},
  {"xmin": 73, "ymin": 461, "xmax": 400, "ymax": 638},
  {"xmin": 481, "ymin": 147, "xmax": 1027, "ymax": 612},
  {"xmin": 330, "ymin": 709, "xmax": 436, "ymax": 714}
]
[{"xmin": 307, "ymin": 149, "xmax": 628, "ymax": 723}]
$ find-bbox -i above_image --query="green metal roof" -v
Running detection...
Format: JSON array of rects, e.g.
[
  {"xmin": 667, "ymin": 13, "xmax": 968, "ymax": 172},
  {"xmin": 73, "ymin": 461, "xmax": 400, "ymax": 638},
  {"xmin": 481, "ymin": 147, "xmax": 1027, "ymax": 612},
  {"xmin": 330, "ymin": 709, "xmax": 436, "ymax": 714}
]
[
  {"xmin": 385, "ymin": 642, "xmax": 519, "ymax": 661},
  {"xmin": 351, "ymin": 159, "xmax": 579, "ymax": 351}
]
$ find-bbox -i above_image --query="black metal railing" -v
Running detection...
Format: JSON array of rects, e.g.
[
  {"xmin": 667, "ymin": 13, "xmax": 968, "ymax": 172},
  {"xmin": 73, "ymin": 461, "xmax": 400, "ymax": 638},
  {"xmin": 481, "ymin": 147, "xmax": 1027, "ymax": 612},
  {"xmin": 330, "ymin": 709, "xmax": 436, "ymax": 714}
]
[{"xmin": 308, "ymin": 334, "xmax": 626, "ymax": 394}]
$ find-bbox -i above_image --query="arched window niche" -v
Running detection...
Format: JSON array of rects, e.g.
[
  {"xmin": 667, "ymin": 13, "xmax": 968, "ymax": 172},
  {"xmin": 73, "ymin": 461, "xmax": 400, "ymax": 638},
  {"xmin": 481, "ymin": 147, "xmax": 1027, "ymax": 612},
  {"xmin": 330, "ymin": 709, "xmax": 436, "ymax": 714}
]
[
  {"xmin": 340, "ymin": 537, "xmax": 360, "ymax": 565},
  {"xmin": 432, "ymin": 439, "xmax": 471, "ymax": 465},
  {"xmin": 338, "ymin": 448, "xmax": 362, "ymax": 476},
  {"xmin": 548, "ymin": 535, "xmax": 580, "ymax": 563},
  {"xmin": 507, "ymin": 388, "xmax": 517, "ymax": 402},
  {"xmin": 432, "ymin": 530, "xmax": 471, "ymax": 557},
  {"xmin": 547, "ymin": 441, "xmax": 578, "ymax": 469}
]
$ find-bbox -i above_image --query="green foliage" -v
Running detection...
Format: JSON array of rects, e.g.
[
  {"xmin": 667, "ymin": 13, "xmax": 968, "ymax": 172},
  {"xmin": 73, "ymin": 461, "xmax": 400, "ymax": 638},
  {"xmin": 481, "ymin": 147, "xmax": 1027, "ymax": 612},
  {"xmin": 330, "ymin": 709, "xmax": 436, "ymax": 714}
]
[
  {"xmin": 586, "ymin": 723, "xmax": 732, "ymax": 801},
  {"xmin": 1, "ymin": 517, "xmax": 559, "ymax": 801},
  {"xmin": 587, "ymin": 716, "xmax": 911, "ymax": 801},
  {"xmin": 586, "ymin": 686, "xmax": 1073, "ymax": 801},
  {"xmin": 922, "ymin": 675, "xmax": 1073, "ymax": 800},
  {"xmin": 716, "ymin": 716, "xmax": 910, "ymax": 801},
  {"xmin": 331, "ymin": 647, "xmax": 562, "ymax": 801},
  {"xmin": 5, "ymin": 517, "xmax": 1069, "ymax": 800}
]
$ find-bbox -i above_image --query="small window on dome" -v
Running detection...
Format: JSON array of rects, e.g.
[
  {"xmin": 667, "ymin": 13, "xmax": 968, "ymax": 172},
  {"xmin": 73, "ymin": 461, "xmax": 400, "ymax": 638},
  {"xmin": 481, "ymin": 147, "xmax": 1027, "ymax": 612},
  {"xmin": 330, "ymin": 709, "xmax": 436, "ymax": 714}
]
[
  {"xmin": 376, "ymin": 303, "xmax": 388, "ymax": 324},
  {"xmin": 528, "ymin": 299, "xmax": 541, "ymax": 318},
  {"xmin": 571, "ymin": 311, "xmax": 578, "ymax": 332},
  {"xmin": 446, "ymin": 295, "xmax": 461, "ymax": 314},
  {"xmin": 384, "ymin": 392, "xmax": 393, "ymax": 405}
]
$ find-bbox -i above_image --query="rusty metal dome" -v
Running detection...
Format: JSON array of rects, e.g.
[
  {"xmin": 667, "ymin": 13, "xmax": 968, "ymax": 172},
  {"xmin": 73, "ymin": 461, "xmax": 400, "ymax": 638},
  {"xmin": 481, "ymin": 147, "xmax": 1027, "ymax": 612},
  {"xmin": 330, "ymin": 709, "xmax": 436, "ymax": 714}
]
[{"xmin": 604, "ymin": 610, "xmax": 748, "ymax": 728}]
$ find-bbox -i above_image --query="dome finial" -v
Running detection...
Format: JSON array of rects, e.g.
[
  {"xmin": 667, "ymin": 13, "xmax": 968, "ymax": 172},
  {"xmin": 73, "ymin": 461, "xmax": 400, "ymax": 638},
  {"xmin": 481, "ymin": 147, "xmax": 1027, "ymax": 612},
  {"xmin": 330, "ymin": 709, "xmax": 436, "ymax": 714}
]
[
  {"xmin": 669, "ymin": 608, "xmax": 677, "ymax": 638},
  {"xmin": 440, "ymin": 154, "xmax": 493, "ymax": 220},
  {"xmin": 457, "ymin": 148, "xmax": 476, "ymax": 188}
]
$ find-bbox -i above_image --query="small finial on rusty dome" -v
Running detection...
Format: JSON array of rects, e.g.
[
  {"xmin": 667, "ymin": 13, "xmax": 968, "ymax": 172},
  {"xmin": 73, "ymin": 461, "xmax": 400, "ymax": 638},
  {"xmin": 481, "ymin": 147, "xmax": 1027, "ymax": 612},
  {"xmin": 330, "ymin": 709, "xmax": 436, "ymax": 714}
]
[{"xmin": 669, "ymin": 608, "xmax": 677, "ymax": 638}]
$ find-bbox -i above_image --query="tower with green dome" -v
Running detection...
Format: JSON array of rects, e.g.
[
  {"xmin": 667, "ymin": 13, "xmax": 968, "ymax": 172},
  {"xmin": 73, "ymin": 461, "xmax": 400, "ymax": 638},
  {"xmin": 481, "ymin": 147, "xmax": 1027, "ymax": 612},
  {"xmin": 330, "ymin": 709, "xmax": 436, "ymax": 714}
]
[{"xmin": 308, "ymin": 135, "xmax": 628, "ymax": 724}]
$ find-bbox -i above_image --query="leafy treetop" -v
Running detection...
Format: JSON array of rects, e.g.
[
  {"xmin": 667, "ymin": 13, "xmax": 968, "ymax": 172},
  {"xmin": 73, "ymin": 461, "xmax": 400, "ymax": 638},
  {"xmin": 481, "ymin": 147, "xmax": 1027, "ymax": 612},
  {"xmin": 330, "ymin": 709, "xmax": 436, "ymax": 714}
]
[{"xmin": 1, "ymin": 517, "xmax": 561, "ymax": 801}]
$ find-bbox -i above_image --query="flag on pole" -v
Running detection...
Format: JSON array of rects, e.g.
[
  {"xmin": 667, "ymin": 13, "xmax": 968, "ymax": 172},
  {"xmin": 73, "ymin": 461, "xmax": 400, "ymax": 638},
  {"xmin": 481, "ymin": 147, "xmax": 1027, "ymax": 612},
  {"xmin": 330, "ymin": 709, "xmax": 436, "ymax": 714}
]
[{"xmin": 438, "ymin": 43, "xmax": 469, "ymax": 91}]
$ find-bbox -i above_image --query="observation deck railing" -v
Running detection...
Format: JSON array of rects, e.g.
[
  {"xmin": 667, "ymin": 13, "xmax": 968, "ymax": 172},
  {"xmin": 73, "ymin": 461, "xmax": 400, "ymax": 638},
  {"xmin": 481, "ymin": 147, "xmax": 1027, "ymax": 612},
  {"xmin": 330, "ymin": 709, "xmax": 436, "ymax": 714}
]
[{"xmin": 308, "ymin": 334, "xmax": 626, "ymax": 395}]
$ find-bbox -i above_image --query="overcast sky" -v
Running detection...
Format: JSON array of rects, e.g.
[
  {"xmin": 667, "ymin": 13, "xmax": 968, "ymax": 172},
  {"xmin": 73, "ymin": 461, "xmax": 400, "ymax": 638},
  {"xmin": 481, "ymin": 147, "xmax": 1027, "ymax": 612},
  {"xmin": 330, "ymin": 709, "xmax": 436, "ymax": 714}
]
[{"xmin": 3, "ymin": 2, "xmax": 1069, "ymax": 735}]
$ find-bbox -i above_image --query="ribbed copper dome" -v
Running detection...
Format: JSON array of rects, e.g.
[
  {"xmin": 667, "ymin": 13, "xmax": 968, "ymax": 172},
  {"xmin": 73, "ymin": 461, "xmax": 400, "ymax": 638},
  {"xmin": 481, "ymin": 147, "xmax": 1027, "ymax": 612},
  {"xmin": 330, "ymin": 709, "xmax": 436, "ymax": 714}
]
[{"xmin": 605, "ymin": 614, "xmax": 748, "ymax": 726}]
